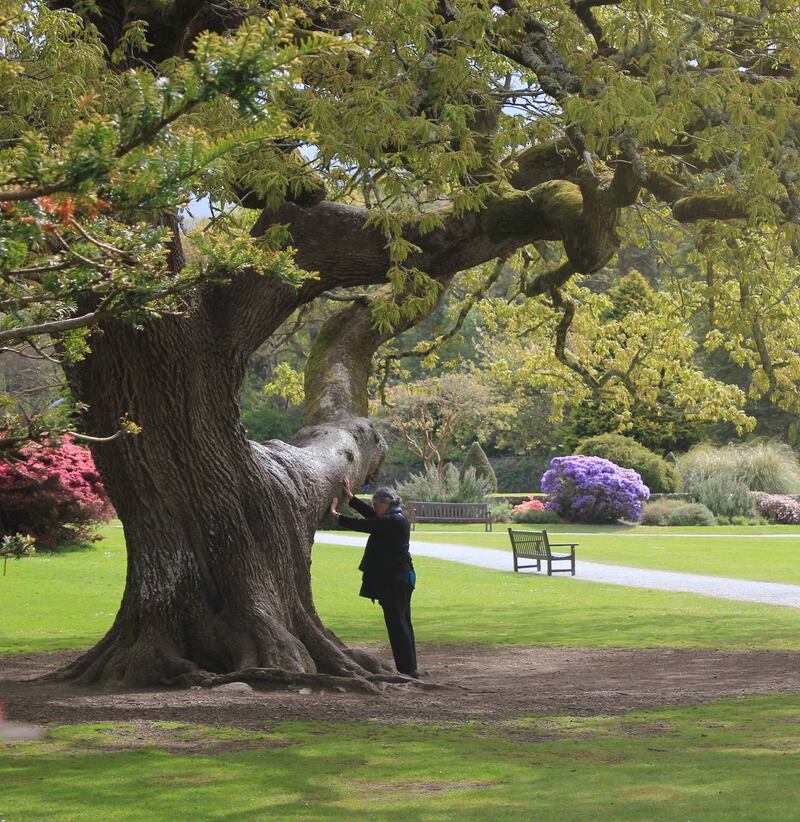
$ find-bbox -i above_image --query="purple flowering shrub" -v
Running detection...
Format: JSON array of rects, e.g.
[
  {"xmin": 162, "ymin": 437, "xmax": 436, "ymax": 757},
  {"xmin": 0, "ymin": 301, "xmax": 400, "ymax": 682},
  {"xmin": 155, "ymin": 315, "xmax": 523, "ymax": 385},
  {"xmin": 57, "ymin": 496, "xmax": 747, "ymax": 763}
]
[
  {"xmin": 541, "ymin": 455, "xmax": 650, "ymax": 523},
  {"xmin": 754, "ymin": 492, "xmax": 800, "ymax": 524}
]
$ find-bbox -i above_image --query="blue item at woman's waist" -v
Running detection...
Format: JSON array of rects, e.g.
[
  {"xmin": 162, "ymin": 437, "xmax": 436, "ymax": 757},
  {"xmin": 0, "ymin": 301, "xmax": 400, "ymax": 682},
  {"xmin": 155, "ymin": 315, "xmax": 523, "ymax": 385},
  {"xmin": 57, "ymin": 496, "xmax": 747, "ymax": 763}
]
[{"xmin": 403, "ymin": 569, "xmax": 416, "ymax": 588}]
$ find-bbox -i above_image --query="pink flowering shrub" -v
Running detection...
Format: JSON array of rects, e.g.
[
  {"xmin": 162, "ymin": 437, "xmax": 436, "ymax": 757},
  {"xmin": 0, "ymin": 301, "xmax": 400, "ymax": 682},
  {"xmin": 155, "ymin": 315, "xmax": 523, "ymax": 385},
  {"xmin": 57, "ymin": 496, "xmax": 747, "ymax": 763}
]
[
  {"xmin": 511, "ymin": 497, "xmax": 545, "ymax": 515},
  {"xmin": 0, "ymin": 436, "xmax": 114, "ymax": 547},
  {"xmin": 510, "ymin": 496, "xmax": 561, "ymax": 524},
  {"xmin": 754, "ymin": 492, "xmax": 800, "ymax": 524}
]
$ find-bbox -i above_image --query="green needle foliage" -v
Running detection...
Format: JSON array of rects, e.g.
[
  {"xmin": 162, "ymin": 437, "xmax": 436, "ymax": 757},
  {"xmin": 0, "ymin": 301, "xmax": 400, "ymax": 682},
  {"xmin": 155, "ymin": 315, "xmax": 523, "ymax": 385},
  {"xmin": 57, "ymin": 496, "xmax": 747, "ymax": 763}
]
[{"xmin": 460, "ymin": 441, "xmax": 498, "ymax": 492}]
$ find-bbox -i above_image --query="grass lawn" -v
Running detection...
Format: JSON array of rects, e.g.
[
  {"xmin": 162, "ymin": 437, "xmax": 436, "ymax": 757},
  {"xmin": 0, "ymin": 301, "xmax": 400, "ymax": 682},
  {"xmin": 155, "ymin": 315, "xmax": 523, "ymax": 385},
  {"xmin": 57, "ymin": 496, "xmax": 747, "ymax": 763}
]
[
  {"xmin": 3, "ymin": 525, "xmax": 800, "ymax": 820},
  {"xmin": 2, "ymin": 524, "xmax": 800, "ymax": 655},
  {"xmin": 2, "ymin": 695, "xmax": 800, "ymax": 820},
  {"xmin": 361, "ymin": 522, "xmax": 800, "ymax": 585}
]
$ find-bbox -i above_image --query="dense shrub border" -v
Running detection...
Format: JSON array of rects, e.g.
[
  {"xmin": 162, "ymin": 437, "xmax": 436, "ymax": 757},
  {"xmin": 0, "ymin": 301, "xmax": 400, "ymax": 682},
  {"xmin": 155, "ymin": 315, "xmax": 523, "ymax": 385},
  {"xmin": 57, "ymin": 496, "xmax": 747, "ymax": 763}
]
[
  {"xmin": 754, "ymin": 493, "xmax": 800, "ymax": 524},
  {"xmin": 575, "ymin": 433, "xmax": 679, "ymax": 493},
  {"xmin": 0, "ymin": 436, "xmax": 114, "ymax": 547},
  {"xmin": 641, "ymin": 499, "xmax": 716, "ymax": 526}
]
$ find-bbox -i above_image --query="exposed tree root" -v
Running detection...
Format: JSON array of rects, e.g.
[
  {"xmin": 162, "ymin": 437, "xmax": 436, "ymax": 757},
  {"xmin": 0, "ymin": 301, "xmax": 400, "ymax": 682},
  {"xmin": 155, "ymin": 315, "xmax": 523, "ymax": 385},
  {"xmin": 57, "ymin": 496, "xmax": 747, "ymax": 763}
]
[
  {"xmin": 196, "ymin": 669, "xmax": 451, "ymax": 693},
  {"xmin": 342, "ymin": 645, "xmax": 394, "ymax": 675},
  {"xmin": 366, "ymin": 673, "xmax": 451, "ymax": 690},
  {"xmin": 187, "ymin": 667, "xmax": 385, "ymax": 695}
]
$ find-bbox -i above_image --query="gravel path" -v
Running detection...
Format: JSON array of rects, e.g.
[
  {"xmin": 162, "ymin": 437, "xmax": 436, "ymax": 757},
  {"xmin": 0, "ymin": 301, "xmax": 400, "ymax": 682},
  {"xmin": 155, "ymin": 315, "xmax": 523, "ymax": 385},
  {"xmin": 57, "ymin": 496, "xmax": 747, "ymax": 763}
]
[{"xmin": 315, "ymin": 532, "xmax": 800, "ymax": 609}]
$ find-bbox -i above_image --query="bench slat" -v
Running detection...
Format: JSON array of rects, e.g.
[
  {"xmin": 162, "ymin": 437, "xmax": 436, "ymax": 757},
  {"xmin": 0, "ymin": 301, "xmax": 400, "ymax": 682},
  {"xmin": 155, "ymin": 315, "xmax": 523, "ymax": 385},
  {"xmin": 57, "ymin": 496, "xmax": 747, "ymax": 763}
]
[{"xmin": 408, "ymin": 501, "xmax": 492, "ymax": 531}]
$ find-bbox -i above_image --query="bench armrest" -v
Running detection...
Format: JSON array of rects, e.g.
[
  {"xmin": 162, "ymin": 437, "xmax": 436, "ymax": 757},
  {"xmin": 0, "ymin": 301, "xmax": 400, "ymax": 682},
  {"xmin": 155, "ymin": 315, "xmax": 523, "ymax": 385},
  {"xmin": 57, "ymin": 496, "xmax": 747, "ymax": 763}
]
[{"xmin": 548, "ymin": 543, "xmax": 578, "ymax": 548}]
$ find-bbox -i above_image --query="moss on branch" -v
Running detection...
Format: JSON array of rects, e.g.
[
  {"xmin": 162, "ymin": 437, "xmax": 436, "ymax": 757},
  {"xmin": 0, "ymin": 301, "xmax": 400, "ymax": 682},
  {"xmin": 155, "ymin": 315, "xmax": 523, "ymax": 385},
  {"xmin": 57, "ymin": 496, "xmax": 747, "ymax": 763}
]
[
  {"xmin": 672, "ymin": 194, "xmax": 749, "ymax": 222},
  {"xmin": 481, "ymin": 180, "xmax": 584, "ymax": 245},
  {"xmin": 504, "ymin": 139, "xmax": 581, "ymax": 190},
  {"xmin": 303, "ymin": 304, "xmax": 381, "ymax": 426}
]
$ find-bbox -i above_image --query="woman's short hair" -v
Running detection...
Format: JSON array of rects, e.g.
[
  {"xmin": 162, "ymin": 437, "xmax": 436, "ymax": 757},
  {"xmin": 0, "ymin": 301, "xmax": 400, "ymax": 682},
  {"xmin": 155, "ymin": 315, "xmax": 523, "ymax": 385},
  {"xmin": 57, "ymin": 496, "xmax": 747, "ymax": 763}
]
[{"xmin": 372, "ymin": 486, "xmax": 401, "ymax": 506}]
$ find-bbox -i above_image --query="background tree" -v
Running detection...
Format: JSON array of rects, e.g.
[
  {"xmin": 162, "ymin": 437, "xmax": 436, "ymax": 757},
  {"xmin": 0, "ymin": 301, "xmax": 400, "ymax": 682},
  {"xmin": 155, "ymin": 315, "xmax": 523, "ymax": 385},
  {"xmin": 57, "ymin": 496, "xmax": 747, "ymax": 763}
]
[
  {"xmin": 5, "ymin": 0, "xmax": 800, "ymax": 688},
  {"xmin": 460, "ymin": 442, "xmax": 498, "ymax": 492},
  {"xmin": 380, "ymin": 374, "xmax": 506, "ymax": 473}
]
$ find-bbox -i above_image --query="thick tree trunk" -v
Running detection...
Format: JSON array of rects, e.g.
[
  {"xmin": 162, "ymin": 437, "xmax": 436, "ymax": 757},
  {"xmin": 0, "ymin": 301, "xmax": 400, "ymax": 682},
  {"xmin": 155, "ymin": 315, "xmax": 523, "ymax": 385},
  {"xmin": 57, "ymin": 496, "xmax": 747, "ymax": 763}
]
[{"xmin": 57, "ymin": 307, "xmax": 388, "ymax": 688}]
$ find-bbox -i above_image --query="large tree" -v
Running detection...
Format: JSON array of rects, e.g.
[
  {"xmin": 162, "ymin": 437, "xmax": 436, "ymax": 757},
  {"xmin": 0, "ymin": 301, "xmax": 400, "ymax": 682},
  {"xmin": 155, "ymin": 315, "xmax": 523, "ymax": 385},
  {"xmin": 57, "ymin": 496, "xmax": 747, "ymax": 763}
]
[{"xmin": 5, "ymin": 0, "xmax": 800, "ymax": 688}]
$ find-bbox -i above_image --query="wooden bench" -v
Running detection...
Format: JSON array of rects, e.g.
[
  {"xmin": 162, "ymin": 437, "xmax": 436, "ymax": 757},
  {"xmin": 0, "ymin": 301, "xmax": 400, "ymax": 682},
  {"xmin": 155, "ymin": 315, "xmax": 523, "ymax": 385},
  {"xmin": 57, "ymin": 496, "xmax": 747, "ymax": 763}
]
[
  {"xmin": 408, "ymin": 501, "xmax": 493, "ymax": 532},
  {"xmin": 508, "ymin": 529, "xmax": 577, "ymax": 575}
]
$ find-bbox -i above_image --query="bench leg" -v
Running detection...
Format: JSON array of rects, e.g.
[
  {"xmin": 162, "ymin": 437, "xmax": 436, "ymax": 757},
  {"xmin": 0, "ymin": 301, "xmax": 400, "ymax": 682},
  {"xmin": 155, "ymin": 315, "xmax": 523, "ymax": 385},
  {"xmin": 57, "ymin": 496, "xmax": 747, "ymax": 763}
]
[
  {"xmin": 513, "ymin": 552, "xmax": 518, "ymax": 573},
  {"xmin": 547, "ymin": 559, "xmax": 553, "ymax": 576}
]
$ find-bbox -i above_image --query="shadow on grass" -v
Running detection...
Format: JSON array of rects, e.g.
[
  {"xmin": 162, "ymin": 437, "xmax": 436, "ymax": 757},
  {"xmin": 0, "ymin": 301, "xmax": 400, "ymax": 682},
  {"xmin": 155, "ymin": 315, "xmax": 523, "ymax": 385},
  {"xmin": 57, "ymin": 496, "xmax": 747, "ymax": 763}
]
[
  {"xmin": 4, "ymin": 698, "xmax": 800, "ymax": 821},
  {"xmin": 35, "ymin": 540, "xmax": 99, "ymax": 555}
]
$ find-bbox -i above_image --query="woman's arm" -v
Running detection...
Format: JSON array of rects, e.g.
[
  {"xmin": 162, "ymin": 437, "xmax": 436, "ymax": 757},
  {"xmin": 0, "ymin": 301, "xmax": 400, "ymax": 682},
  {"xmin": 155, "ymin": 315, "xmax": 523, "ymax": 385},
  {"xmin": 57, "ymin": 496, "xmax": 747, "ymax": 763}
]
[
  {"xmin": 347, "ymin": 496, "xmax": 376, "ymax": 518},
  {"xmin": 336, "ymin": 513, "xmax": 388, "ymax": 534},
  {"xmin": 329, "ymin": 478, "xmax": 378, "ymax": 530}
]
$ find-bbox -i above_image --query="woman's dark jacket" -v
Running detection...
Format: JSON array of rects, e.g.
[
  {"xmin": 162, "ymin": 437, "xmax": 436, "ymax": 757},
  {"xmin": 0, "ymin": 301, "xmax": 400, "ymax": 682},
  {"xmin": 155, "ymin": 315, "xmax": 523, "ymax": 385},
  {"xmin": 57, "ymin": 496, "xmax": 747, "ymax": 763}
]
[{"xmin": 338, "ymin": 496, "xmax": 414, "ymax": 600}]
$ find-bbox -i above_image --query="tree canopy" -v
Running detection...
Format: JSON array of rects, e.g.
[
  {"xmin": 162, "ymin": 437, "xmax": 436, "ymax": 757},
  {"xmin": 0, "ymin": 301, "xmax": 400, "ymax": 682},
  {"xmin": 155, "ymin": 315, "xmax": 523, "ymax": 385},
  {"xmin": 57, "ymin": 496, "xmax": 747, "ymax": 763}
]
[{"xmin": 4, "ymin": 1, "xmax": 800, "ymax": 441}]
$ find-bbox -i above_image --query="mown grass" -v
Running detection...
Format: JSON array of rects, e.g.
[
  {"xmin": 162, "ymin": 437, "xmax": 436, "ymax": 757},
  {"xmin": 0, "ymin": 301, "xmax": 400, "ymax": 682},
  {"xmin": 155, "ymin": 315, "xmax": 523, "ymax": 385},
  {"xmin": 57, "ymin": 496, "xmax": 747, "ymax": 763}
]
[
  {"xmin": 3, "ymin": 525, "xmax": 800, "ymax": 821},
  {"xmin": 2, "ymin": 695, "xmax": 800, "ymax": 820},
  {"xmin": 367, "ymin": 522, "xmax": 800, "ymax": 585},
  {"xmin": 2, "ymin": 524, "xmax": 800, "ymax": 655}
]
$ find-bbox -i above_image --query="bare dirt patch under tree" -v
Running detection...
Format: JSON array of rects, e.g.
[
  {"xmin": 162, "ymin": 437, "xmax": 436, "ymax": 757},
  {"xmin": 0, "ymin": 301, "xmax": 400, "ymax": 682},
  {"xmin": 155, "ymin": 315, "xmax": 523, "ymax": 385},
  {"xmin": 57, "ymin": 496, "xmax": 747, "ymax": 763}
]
[{"xmin": 3, "ymin": 645, "xmax": 799, "ymax": 732}]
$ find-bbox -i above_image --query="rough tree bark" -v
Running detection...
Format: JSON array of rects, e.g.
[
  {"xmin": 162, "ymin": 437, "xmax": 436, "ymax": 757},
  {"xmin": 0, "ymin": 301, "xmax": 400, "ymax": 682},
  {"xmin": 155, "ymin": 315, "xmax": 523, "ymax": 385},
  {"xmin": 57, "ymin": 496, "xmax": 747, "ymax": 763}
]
[{"xmin": 56, "ymin": 285, "xmax": 393, "ymax": 688}]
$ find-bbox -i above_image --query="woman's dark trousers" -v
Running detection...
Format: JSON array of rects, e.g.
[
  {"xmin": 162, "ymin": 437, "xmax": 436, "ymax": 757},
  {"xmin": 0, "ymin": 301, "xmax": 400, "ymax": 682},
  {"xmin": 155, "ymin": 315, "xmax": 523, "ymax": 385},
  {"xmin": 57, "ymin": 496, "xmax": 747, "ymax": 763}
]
[{"xmin": 379, "ymin": 582, "xmax": 417, "ymax": 675}]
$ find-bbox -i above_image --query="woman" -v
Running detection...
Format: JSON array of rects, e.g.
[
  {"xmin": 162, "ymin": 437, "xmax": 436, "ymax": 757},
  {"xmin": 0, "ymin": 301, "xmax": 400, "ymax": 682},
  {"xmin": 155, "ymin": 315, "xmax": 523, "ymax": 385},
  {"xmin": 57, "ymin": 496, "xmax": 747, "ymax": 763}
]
[{"xmin": 329, "ymin": 478, "xmax": 418, "ymax": 678}]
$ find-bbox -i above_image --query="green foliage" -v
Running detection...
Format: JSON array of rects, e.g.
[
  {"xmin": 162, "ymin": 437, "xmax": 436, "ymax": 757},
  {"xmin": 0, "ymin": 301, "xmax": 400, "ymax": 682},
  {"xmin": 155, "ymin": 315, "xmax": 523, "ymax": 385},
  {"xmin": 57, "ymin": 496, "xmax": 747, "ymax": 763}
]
[
  {"xmin": 0, "ymin": 532, "xmax": 36, "ymax": 574},
  {"xmin": 640, "ymin": 500, "xmax": 715, "ymax": 527},
  {"xmin": 737, "ymin": 442, "xmax": 800, "ymax": 494},
  {"xmin": 602, "ymin": 270, "xmax": 657, "ymax": 322},
  {"xmin": 489, "ymin": 454, "xmax": 552, "ymax": 493},
  {"xmin": 486, "ymin": 499, "xmax": 513, "ymax": 523},
  {"xmin": 261, "ymin": 362, "xmax": 305, "ymax": 407},
  {"xmin": 0, "ymin": 3, "xmax": 338, "ymax": 449},
  {"xmin": 678, "ymin": 442, "xmax": 800, "ymax": 518},
  {"xmin": 0, "ymin": 532, "xmax": 36, "ymax": 557},
  {"xmin": 575, "ymin": 433, "xmax": 679, "ymax": 493},
  {"xmin": 240, "ymin": 399, "xmax": 300, "ymax": 443},
  {"xmin": 382, "ymin": 375, "xmax": 505, "ymax": 471},
  {"xmin": 565, "ymin": 399, "xmax": 705, "ymax": 455},
  {"xmin": 397, "ymin": 464, "xmax": 492, "ymax": 503},
  {"xmin": 478, "ymin": 257, "xmax": 753, "ymax": 452},
  {"xmin": 683, "ymin": 473, "xmax": 757, "ymax": 519},
  {"xmin": 679, "ymin": 442, "xmax": 800, "ymax": 495},
  {"xmin": 239, "ymin": 374, "xmax": 302, "ymax": 443},
  {"xmin": 727, "ymin": 515, "xmax": 766, "ymax": 527},
  {"xmin": 460, "ymin": 442, "xmax": 497, "ymax": 492},
  {"xmin": 511, "ymin": 507, "xmax": 563, "ymax": 525}
]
